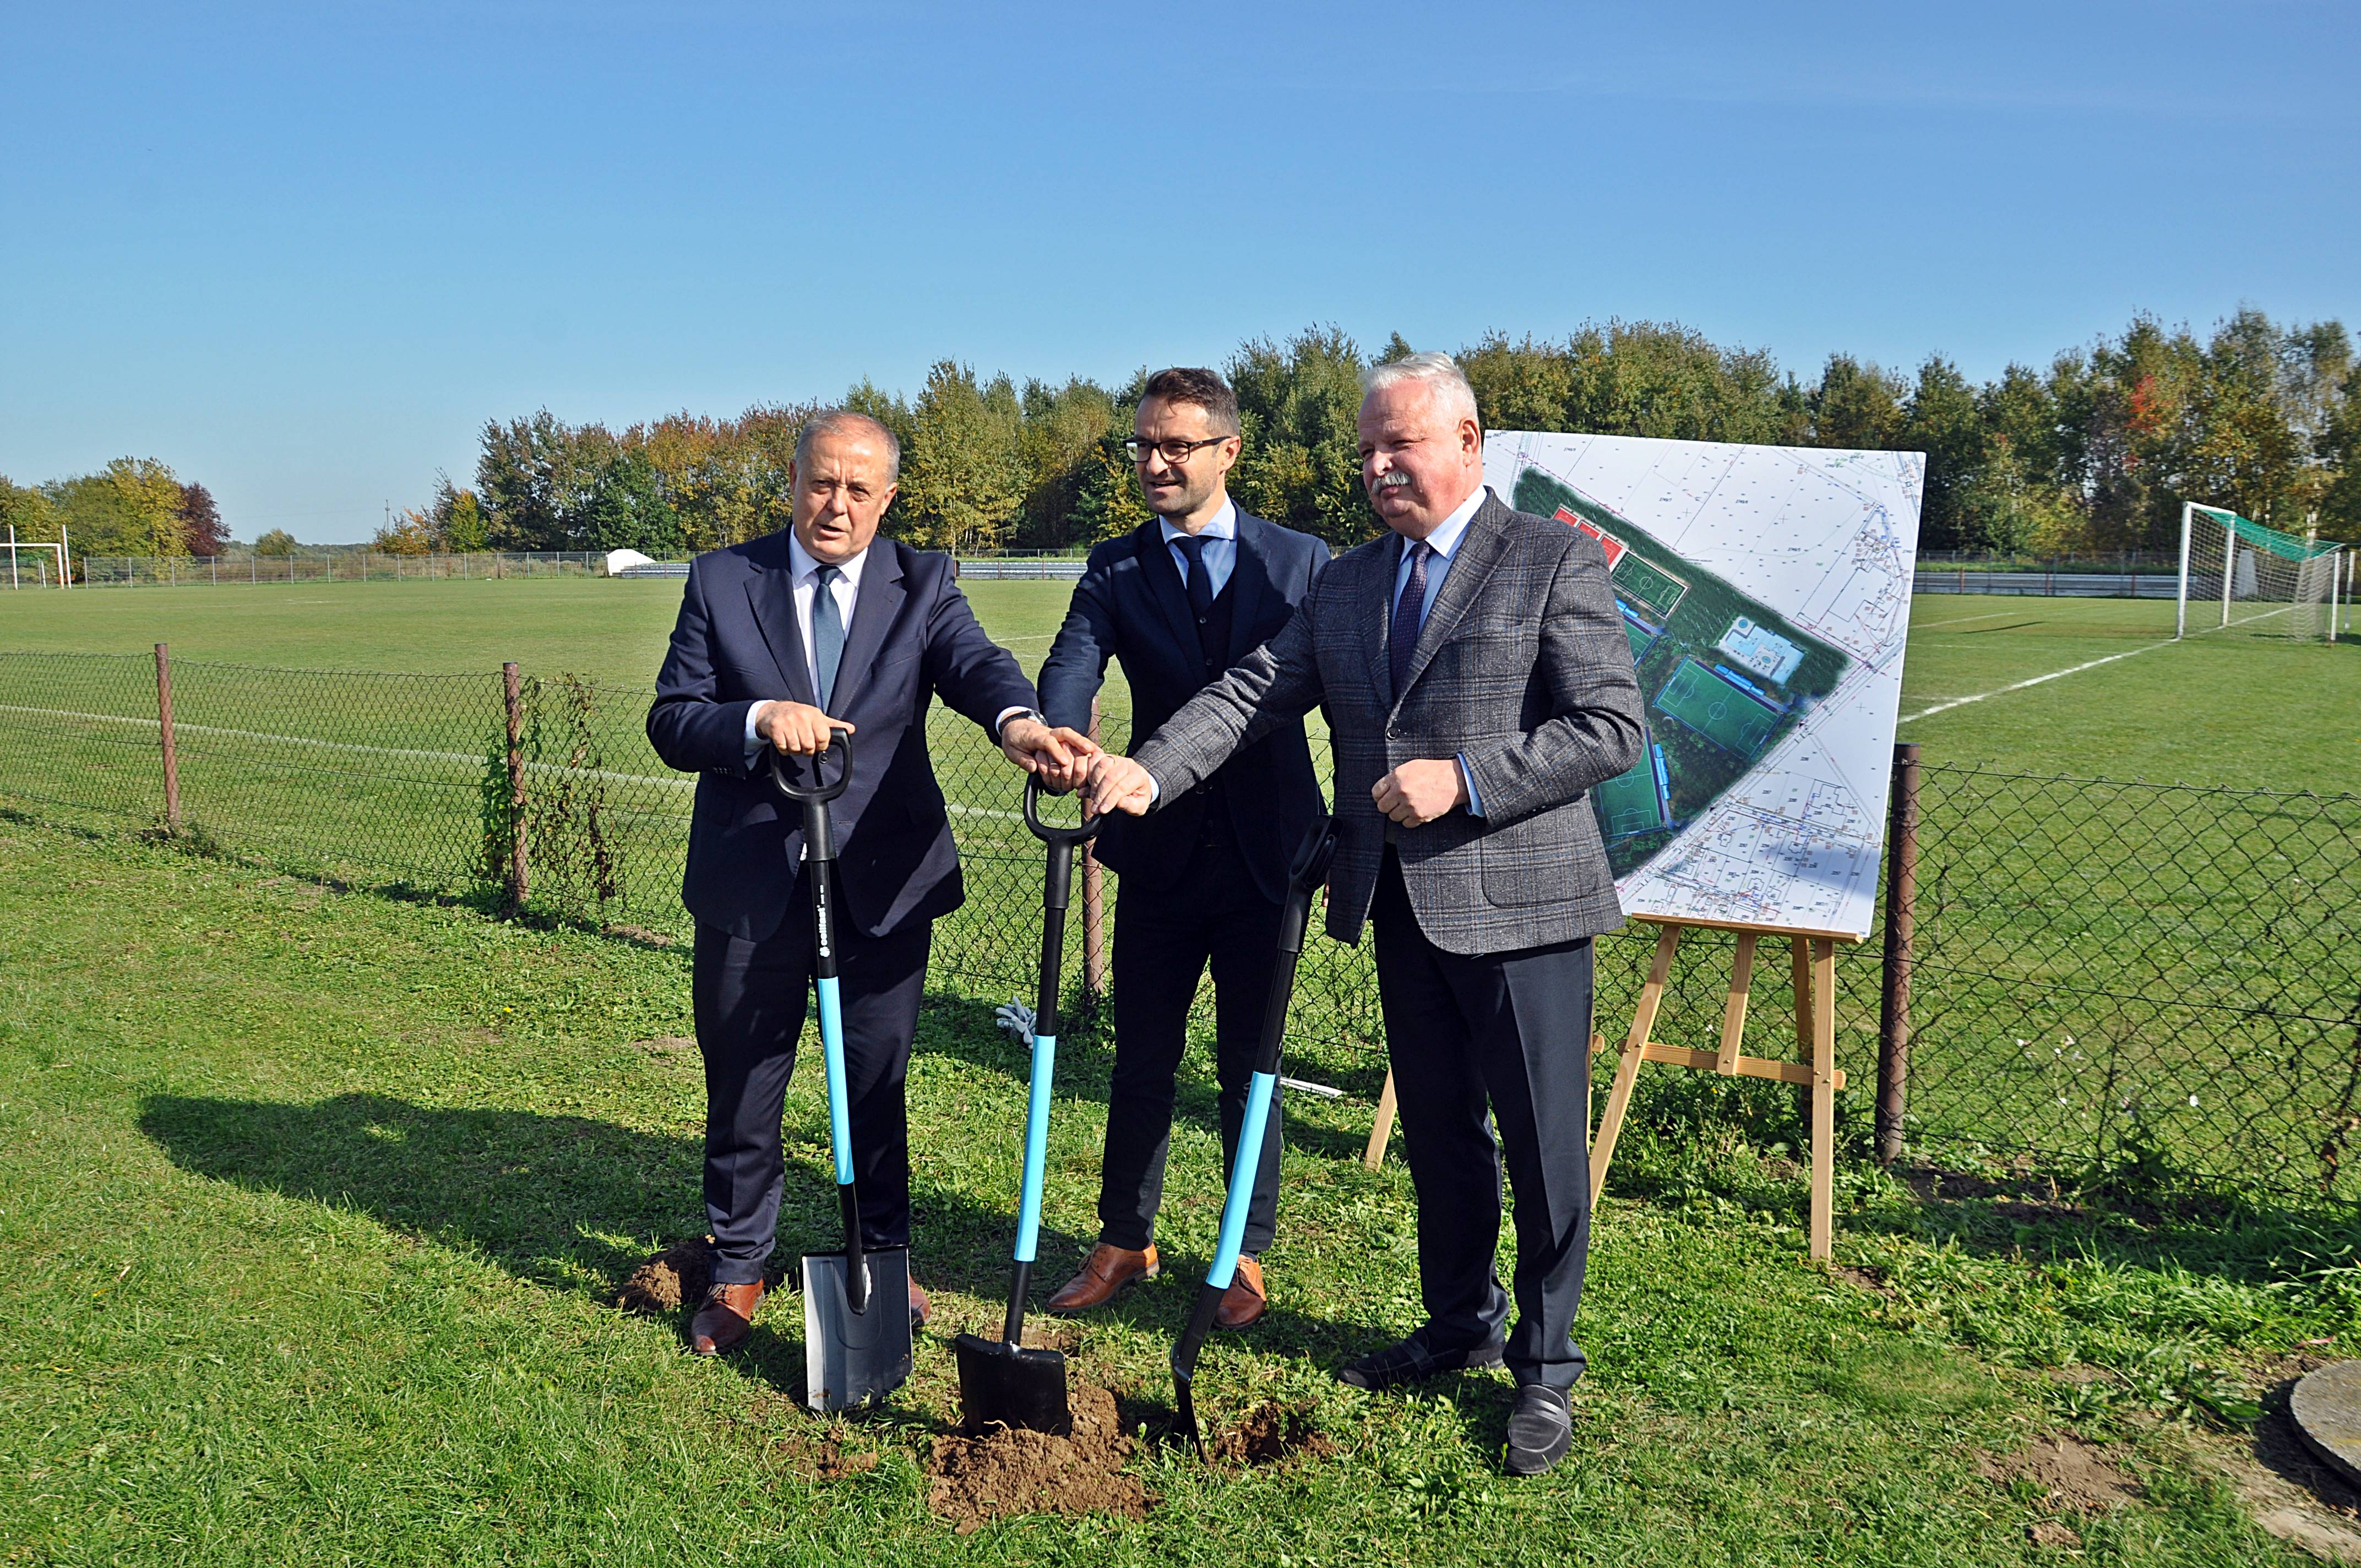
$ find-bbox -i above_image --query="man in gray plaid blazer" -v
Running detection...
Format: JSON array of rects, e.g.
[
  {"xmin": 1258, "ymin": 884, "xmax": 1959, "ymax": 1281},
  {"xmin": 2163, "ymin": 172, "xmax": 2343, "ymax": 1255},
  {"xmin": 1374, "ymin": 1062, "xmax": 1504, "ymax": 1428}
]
[{"xmin": 1084, "ymin": 352, "xmax": 1643, "ymax": 1476}]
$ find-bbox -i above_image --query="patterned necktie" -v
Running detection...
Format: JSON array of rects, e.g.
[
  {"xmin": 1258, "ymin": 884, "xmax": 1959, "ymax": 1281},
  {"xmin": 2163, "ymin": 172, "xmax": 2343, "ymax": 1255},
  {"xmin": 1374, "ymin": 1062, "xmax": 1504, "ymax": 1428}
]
[
  {"xmin": 811, "ymin": 564, "xmax": 846, "ymax": 710},
  {"xmin": 1389, "ymin": 540, "xmax": 1431, "ymax": 699}
]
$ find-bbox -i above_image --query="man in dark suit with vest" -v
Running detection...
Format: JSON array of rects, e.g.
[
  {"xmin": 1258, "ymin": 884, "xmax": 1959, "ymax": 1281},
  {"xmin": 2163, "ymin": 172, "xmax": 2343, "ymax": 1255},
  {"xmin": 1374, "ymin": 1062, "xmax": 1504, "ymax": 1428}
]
[
  {"xmin": 1032, "ymin": 368, "xmax": 1329, "ymax": 1329},
  {"xmin": 1085, "ymin": 354, "xmax": 1644, "ymax": 1474},
  {"xmin": 648, "ymin": 409, "xmax": 1094, "ymax": 1357}
]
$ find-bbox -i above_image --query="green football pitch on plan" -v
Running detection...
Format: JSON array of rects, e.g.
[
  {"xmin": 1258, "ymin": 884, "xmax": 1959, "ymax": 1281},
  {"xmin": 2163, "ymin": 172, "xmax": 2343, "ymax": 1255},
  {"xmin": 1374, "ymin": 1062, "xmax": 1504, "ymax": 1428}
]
[{"xmin": 0, "ymin": 578, "xmax": 2352, "ymax": 790}]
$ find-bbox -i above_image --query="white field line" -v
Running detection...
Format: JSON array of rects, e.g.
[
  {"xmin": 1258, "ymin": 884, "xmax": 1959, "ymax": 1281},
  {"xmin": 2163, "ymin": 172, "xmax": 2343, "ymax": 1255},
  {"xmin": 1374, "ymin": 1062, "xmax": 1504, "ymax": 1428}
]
[
  {"xmin": 0, "ymin": 702, "xmax": 1032, "ymax": 821},
  {"xmin": 1897, "ymin": 602, "xmax": 2298, "ymax": 725}
]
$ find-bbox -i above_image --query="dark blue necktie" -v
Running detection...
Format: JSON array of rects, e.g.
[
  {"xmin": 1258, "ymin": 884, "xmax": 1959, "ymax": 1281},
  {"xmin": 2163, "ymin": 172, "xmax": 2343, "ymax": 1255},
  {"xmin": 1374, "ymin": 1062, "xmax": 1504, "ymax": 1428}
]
[
  {"xmin": 1175, "ymin": 534, "xmax": 1214, "ymax": 622},
  {"xmin": 1389, "ymin": 540, "xmax": 1431, "ymax": 699},
  {"xmin": 812, "ymin": 564, "xmax": 845, "ymax": 709}
]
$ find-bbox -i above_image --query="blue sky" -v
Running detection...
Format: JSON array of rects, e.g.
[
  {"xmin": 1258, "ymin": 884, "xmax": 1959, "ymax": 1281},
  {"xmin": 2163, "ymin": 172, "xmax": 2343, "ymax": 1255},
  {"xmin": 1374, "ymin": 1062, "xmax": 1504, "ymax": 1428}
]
[{"xmin": 4, "ymin": 2, "xmax": 2354, "ymax": 545}]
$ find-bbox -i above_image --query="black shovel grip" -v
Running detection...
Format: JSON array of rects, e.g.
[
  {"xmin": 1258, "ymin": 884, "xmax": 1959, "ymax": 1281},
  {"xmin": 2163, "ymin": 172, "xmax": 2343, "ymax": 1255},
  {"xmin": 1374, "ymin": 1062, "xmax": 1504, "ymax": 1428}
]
[
  {"xmin": 769, "ymin": 728, "xmax": 853, "ymax": 803},
  {"xmin": 1022, "ymin": 774, "xmax": 1103, "ymax": 846}
]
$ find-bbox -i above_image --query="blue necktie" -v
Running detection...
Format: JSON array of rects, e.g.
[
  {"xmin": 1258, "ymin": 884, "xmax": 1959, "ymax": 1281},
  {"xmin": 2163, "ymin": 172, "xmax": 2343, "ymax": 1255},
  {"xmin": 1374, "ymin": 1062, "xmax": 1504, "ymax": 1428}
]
[
  {"xmin": 1389, "ymin": 541, "xmax": 1431, "ymax": 699},
  {"xmin": 812, "ymin": 564, "xmax": 845, "ymax": 710}
]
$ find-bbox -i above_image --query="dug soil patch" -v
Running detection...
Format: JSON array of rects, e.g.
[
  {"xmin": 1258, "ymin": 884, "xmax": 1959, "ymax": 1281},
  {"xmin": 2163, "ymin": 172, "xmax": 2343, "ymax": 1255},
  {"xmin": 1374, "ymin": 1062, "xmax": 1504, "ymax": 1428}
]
[
  {"xmin": 617, "ymin": 1237, "xmax": 714, "ymax": 1313},
  {"xmin": 615, "ymin": 1237, "xmax": 788, "ymax": 1315},
  {"xmin": 1979, "ymin": 1433, "xmax": 2141, "ymax": 1513},
  {"xmin": 927, "ymin": 1383, "xmax": 1149, "ymax": 1530},
  {"xmin": 1208, "ymin": 1401, "xmax": 1337, "ymax": 1469}
]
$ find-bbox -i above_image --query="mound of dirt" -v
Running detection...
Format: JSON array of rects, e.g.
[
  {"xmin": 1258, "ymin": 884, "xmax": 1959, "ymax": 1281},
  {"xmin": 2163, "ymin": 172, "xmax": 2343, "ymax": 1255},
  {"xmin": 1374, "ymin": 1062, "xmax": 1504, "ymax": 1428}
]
[
  {"xmin": 618, "ymin": 1237, "xmax": 714, "ymax": 1314},
  {"xmin": 927, "ymin": 1383, "xmax": 1150, "ymax": 1530},
  {"xmin": 1208, "ymin": 1401, "xmax": 1337, "ymax": 1469},
  {"xmin": 1979, "ymin": 1433, "xmax": 2141, "ymax": 1513},
  {"xmin": 616, "ymin": 1237, "xmax": 790, "ymax": 1315}
]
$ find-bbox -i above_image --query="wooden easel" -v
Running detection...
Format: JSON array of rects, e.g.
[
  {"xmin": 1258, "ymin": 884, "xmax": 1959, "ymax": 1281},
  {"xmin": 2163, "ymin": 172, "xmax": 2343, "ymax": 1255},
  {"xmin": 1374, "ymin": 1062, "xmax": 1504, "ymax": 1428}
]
[{"xmin": 1361, "ymin": 914, "xmax": 1856, "ymax": 1260}]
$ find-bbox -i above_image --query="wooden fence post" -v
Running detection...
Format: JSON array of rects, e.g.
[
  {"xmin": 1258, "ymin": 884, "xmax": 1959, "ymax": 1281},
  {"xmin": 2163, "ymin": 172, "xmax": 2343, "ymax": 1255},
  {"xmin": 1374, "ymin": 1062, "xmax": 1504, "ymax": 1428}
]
[
  {"xmin": 154, "ymin": 642, "xmax": 181, "ymax": 832},
  {"xmin": 1080, "ymin": 696, "xmax": 1107, "ymax": 1000},
  {"xmin": 503, "ymin": 661, "xmax": 528, "ymax": 907},
  {"xmin": 1875, "ymin": 742, "xmax": 1921, "ymax": 1165}
]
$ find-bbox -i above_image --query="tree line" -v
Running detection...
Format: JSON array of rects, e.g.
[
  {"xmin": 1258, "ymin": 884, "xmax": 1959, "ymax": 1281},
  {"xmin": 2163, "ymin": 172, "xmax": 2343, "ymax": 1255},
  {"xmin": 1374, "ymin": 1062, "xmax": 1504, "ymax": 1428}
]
[
  {"xmin": 0, "ymin": 461, "xmax": 227, "ymax": 559},
  {"xmin": 6, "ymin": 308, "xmax": 2353, "ymax": 563},
  {"xmin": 420, "ymin": 309, "xmax": 2360, "ymax": 558}
]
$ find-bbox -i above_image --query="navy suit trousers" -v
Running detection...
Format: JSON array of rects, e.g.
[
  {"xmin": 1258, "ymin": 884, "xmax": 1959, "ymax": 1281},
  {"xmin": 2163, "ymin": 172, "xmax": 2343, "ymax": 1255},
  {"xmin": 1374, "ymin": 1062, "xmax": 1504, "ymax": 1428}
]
[
  {"xmin": 1370, "ymin": 847, "xmax": 1593, "ymax": 1390},
  {"xmin": 1097, "ymin": 830, "xmax": 1287, "ymax": 1255},
  {"xmin": 692, "ymin": 888, "xmax": 930, "ymax": 1285}
]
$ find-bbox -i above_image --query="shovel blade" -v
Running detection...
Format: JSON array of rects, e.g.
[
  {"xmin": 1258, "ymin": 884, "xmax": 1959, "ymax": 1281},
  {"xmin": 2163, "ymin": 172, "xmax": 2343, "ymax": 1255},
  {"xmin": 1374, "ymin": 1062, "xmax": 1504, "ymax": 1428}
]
[
  {"xmin": 802, "ymin": 1248, "xmax": 913, "ymax": 1413},
  {"xmin": 1174, "ymin": 1370, "xmax": 1205, "ymax": 1458},
  {"xmin": 951, "ymin": 1332, "xmax": 1073, "ymax": 1436}
]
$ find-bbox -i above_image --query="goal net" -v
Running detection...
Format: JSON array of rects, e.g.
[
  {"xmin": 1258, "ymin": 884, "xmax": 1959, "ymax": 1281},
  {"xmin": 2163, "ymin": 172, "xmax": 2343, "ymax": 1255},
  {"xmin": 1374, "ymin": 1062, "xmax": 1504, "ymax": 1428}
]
[{"xmin": 2177, "ymin": 502, "xmax": 2346, "ymax": 643}]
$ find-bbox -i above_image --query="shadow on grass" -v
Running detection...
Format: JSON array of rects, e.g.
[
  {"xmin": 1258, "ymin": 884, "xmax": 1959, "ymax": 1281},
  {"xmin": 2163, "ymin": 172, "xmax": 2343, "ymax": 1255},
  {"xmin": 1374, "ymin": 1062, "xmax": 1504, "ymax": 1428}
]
[{"xmin": 134, "ymin": 1089, "xmax": 1396, "ymax": 1415}]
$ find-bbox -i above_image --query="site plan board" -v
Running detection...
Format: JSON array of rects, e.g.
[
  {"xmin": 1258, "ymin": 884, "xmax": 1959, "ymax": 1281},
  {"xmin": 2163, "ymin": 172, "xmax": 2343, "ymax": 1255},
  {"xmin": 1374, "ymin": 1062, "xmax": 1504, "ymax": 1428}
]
[{"xmin": 1486, "ymin": 430, "xmax": 1924, "ymax": 939}]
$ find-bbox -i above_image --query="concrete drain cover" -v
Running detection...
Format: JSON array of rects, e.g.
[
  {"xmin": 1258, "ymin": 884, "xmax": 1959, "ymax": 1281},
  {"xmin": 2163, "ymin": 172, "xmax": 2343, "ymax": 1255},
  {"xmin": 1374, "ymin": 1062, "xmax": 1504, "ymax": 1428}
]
[{"xmin": 2291, "ymin": 1360, "xmax": 2361, "ymax": 1490}]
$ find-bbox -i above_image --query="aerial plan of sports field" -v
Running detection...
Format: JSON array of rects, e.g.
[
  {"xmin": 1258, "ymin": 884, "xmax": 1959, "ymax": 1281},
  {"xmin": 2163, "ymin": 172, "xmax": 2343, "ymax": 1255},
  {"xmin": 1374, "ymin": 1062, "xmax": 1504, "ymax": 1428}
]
[
  {"xmin": 1516, "ymin": 478, "xmax": 1849, "ymax": 878},
  {"xmin": 1489, "ymin": 431, "xmax": 1923, "ymax": 938}
]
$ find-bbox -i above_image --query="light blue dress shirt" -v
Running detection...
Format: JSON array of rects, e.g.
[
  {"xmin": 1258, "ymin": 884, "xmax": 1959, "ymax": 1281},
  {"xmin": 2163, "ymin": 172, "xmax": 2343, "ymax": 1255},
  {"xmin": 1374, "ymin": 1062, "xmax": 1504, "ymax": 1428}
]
[
  {"xmin": 1389, "ymin": 486, "xmax": 1492, "ymax": 817},
  {"xmin": 1160, "ymin": 499, "xmax": 1238, "ymax": 597}
]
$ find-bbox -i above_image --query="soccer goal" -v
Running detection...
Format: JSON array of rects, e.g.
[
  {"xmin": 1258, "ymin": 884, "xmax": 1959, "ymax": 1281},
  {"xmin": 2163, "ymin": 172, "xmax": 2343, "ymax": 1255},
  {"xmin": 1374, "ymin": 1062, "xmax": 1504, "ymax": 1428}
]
[
  {"xmin": 2, "ymin": 527, "xmax": 69, "ymax": 589},
  {"xmin": 2177, "ymin": 502, "xmax": 2346, "ymax": 642}
]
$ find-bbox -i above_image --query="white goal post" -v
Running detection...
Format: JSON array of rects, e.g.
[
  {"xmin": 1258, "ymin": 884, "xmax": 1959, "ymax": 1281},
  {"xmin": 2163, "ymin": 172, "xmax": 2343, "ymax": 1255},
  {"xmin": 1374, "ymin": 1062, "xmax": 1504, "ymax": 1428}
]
[
  {"xmin": 3, "ymin": 525, "xmax": 70, "ymax": 589},
  {"xmin": 2176, "ymin": 501, "xmax": 2343, "ymax": 643}
]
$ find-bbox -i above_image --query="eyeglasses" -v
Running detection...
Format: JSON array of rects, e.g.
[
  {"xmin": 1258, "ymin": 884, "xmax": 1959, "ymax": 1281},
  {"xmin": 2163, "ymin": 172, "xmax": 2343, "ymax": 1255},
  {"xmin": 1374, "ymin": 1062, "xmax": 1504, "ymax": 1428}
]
[{"xmin": 1125, "ymin": 435, "xmax": 1230, "ymax": 464}]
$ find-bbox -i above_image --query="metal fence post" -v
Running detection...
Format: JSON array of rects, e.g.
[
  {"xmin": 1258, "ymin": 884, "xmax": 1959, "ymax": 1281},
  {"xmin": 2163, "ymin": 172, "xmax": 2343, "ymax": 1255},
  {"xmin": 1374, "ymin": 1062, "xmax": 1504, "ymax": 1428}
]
[
  {"xmin": 1875, "ymin": 741, "xmax": 1921, "ymax": 1165},
  {"xmin": 1081, "ymin": 696, "xmax": 1107, "ymax": 1000},
  {"xmin": 154, "ymin": 642, "xmax": 181, "ymax": 832},
  {"xmin": 503, "ymin": 662, "xmax": 528, "ymax": 907}
]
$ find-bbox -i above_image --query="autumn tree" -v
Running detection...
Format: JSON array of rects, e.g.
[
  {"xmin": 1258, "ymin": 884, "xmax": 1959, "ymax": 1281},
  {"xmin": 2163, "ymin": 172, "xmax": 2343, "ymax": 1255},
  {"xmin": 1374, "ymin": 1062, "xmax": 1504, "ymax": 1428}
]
[
  {"xmin": 177, "ymin": 482, "xmax": 228, "ymax": 556},
  {"xmin": 43, "ymin": 458, "xmax": 187, "ymax": 556}
]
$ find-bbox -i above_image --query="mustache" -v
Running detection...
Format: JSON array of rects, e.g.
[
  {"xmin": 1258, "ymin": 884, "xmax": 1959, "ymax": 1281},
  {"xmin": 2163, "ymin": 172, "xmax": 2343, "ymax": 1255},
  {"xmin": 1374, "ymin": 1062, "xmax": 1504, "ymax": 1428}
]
[{"xmin": 1377, "ymin": 472, "xmax": 1413, "ymax": 489}]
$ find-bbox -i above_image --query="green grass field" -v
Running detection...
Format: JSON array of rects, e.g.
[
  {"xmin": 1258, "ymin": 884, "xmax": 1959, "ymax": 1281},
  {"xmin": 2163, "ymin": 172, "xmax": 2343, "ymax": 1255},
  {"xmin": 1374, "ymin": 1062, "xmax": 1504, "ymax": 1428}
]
[
  {"xmin": 1, "ymin": 578, "xmax": 2357, "ymax": 1562},
  {"xmin": 5, "ymin": 817, "xmax": 2357, "ymax": 1566},
  {"xmin": 2, "ymin": 578, "xmax": 2351, "ymax": 790}
]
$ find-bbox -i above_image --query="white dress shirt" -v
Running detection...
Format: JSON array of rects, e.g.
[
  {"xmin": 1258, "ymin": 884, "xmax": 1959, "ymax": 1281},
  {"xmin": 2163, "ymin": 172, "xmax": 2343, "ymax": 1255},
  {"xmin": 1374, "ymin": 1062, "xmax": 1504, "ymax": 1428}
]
[
  {"xmin": 744, "ymin": 534, "xmax": 1033, "ymax": 765},
  {"xmin": 1159, "ymin": 498, "xmax": 1238, "ymax": 598}
]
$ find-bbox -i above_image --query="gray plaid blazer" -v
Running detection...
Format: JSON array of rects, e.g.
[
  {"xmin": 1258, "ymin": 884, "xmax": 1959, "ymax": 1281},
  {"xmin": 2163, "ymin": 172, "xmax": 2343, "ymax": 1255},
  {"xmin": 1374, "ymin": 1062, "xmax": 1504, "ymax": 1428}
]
[{"xmin": 1133, "ymin": 490, "xmax": 1645, "ymax": 957}]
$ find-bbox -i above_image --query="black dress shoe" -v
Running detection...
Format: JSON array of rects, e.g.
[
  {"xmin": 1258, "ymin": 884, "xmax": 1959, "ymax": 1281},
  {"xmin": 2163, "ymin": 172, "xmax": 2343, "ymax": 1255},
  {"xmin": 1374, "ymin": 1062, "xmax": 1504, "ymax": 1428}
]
[
  {"xmin": 1335, "ymin": 1327, "xmax": 1506, "ymax": 1391},
  {"xmin": 1505, "ymin": 1383, "xmax": 1572, "ymax": 1476}
]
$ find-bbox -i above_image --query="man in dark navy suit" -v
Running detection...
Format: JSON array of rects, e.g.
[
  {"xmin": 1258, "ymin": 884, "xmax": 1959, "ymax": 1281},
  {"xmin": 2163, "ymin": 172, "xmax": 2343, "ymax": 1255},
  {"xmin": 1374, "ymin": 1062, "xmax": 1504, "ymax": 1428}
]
[
  {"xmin": 648, "ymin": 410, "xmax": 1093, "ymax": 1356},
  {"xmin": 1033, "ymin": 368, "xmax": 1329, "ymax": 1329}
]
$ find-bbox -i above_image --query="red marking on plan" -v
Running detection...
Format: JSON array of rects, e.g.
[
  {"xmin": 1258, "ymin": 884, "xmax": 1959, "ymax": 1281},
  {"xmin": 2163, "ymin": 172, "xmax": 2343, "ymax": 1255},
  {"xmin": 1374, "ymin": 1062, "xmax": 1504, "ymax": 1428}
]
[{"xmin": 1554, "ymin": 506, "xmax": 1626, "ymax": 568}]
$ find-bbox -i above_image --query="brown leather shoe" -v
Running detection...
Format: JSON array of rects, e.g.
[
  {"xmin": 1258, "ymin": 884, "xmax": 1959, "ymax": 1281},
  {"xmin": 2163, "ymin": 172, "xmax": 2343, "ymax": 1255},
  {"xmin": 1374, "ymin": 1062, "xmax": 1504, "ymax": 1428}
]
[
  {"xmin": 1046, "ymin": 1242, "xmax": 1160, "ymax": 1313},
  {"xmin": 1215, "ymin": 1255, "xmax": 1267, "ymax": 1330},
  {"xmin": 688, "ymin": 1280, "xmax": 763, "ymax": 1355},
  {"xmin": 909, "ymin": 1276, "xmax": 931, "ymax": 1330}
]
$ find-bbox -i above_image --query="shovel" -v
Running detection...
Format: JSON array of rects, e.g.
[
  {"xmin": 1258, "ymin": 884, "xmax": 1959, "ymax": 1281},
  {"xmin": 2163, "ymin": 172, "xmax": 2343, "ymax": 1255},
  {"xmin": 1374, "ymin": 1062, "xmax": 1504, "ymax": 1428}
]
[
  {"xmin": 953, "ymin": 774, "xmax": 1103, "ymax": 1435},
  {"xmin": 770, "ymin": 731, "xmax": 914, "ymax": 1413},
  {"xmin": 1172, "ymin": 814, "xmax": 1337, "ymax": 1457}
]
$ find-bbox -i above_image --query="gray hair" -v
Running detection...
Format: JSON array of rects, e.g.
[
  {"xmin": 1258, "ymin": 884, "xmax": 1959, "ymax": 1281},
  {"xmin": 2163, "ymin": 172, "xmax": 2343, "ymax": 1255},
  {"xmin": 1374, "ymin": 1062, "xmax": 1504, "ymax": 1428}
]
[
  {"xmin": 1359, "ymin": 351, "xmax": 1481, "ymax": 429},
  {"xmin": 795, "ymin": 410, "xmax": 902, "ymax": 483}
]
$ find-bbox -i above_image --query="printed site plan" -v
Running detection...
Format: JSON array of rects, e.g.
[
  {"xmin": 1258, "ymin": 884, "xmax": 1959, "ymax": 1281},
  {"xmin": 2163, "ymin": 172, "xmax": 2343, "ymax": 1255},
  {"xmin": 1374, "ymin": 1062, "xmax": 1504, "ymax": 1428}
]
[{"xmin": 1486, "ymin": 431, "xmax": 1924, "ymax": 939}]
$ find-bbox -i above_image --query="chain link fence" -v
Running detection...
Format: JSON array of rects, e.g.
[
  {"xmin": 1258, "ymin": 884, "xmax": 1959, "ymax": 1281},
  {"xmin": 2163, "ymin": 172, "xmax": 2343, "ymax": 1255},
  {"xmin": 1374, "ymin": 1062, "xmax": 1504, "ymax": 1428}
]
[{"xmin": 2, "ymin": 649, "xmax": 2354, "ymax": 1203}]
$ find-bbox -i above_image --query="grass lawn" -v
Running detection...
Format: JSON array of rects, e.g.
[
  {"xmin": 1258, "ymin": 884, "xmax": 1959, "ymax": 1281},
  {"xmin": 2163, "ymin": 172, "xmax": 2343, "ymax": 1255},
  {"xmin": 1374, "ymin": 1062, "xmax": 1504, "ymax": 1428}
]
[
  {"xmin": 2, "ymin": 576, "xmax": 2353, "ymax": 788},
  {"xmin": 4, "ymin": 816, "xmax": 2356, "ymax": 1565}
]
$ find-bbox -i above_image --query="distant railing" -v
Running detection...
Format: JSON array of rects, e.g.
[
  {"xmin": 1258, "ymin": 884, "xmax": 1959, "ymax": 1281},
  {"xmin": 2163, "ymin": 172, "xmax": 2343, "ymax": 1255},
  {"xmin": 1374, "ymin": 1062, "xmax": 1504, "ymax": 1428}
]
[
  {"xmin": 72, "ymin": 553, "xmax": 617, "ymax": 586},
  {"xmin": 1914, "ymin": 570, "xmax": 2182, "ymax": 599},
  {"xmin": 58, "ymin": 551, "xmax": 1102, "ymax": 587}
]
